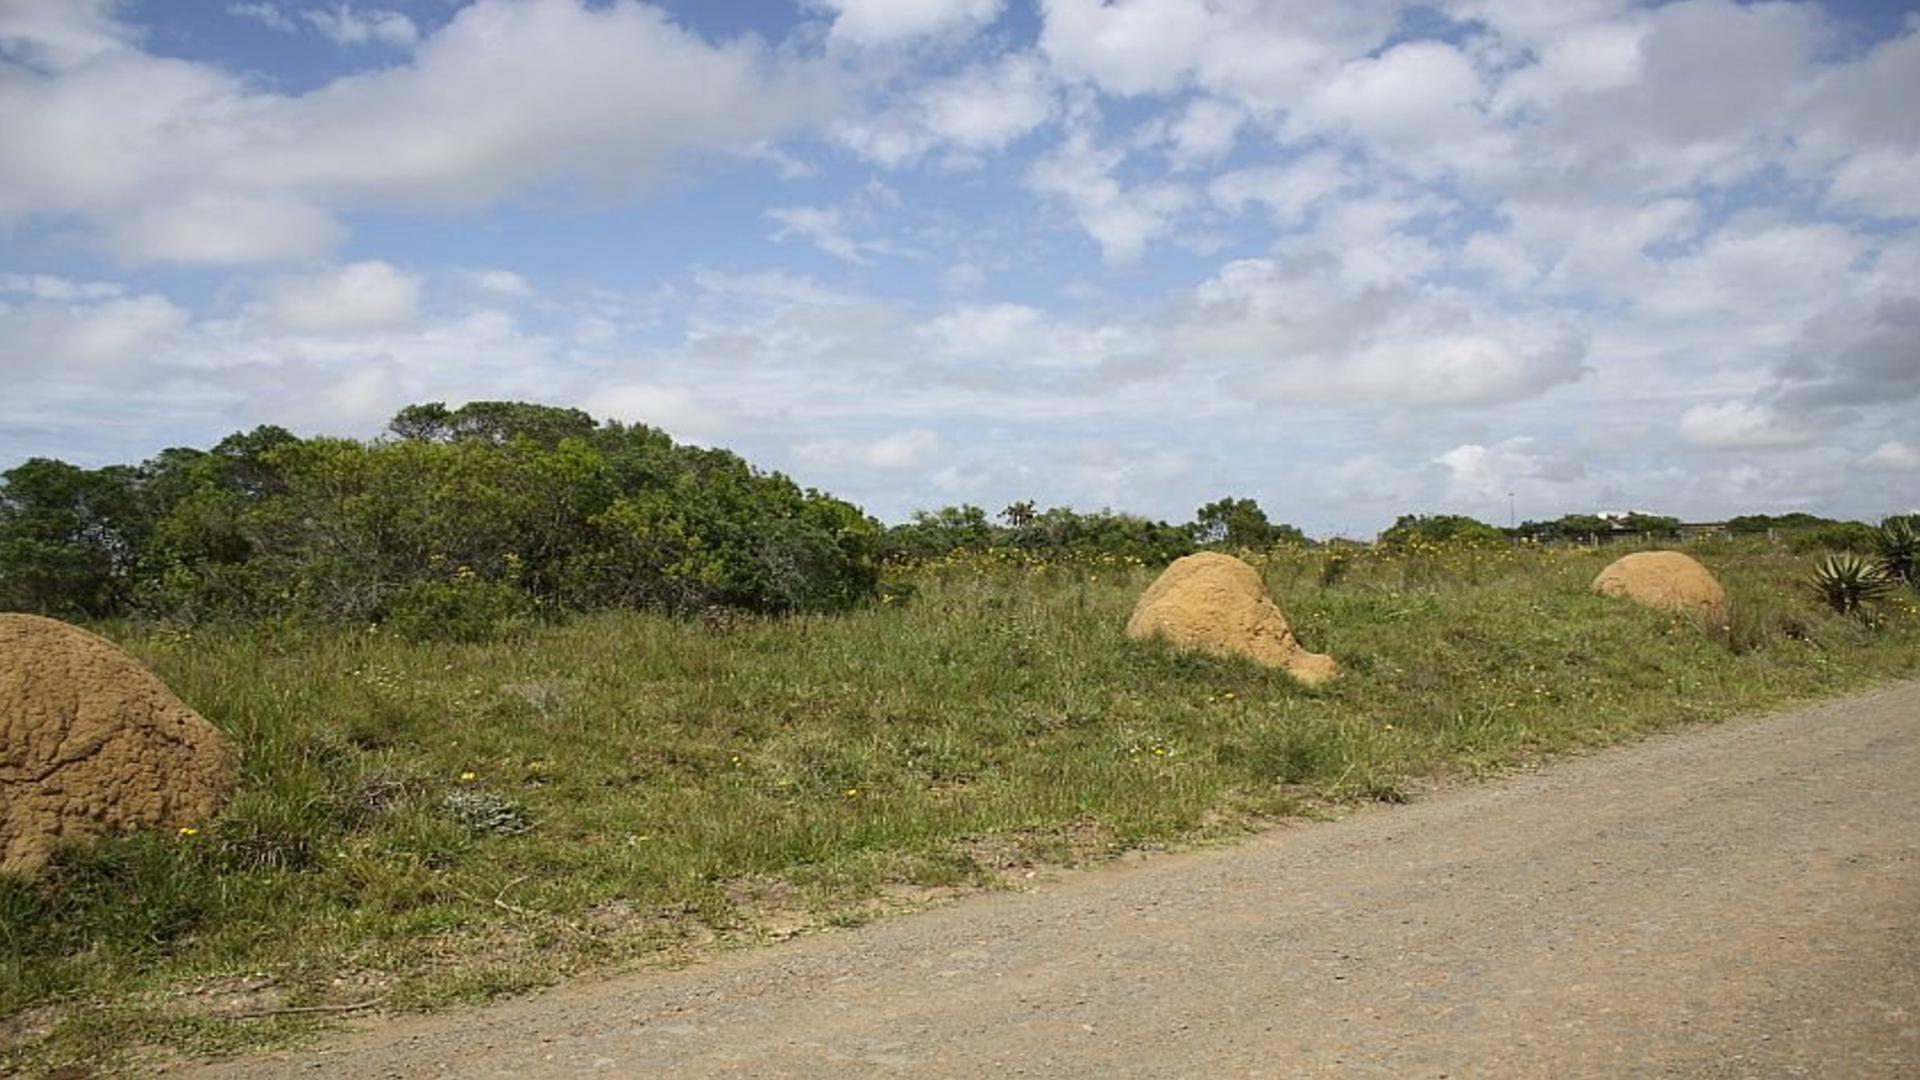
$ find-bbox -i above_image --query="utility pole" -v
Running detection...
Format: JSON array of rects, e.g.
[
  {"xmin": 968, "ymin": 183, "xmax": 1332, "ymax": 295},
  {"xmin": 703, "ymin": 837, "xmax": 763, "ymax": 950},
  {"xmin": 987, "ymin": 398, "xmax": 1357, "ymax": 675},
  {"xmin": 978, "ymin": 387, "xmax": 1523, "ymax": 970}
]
[{"xmin": 1508, "ymin": 491, "xmax": 1516, "ymax": 530}]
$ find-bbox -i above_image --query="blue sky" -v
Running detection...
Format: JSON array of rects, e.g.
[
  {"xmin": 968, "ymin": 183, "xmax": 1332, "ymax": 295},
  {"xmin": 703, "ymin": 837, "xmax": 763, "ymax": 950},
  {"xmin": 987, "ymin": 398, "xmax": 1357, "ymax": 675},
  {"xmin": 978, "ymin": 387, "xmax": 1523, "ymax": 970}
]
[{"xmin": 1, "ymin": 0, "xmax": 1917, "ymax": 534}]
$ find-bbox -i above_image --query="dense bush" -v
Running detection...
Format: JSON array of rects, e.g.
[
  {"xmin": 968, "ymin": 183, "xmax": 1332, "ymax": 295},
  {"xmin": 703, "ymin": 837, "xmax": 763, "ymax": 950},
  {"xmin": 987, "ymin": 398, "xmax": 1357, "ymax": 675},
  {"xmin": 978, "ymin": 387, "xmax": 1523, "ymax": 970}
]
[
  {"xmin": 0, "ymin": 402, "xmax": 882, "ymax": 622},
  {"xmin": 1379, "ymin": 513, "xmax": 1507, "ymax": 548},
  {"xmin": 1514, "ymin": 512, "xmax": 1681, "ymax": 543},
  {"xmin": 882, "ymin": 495, "xmax": 1319, "ymax": 565},
  {"xmin": 1784, "ymin": 521, "xmax": 1881, "ymax": 554}
]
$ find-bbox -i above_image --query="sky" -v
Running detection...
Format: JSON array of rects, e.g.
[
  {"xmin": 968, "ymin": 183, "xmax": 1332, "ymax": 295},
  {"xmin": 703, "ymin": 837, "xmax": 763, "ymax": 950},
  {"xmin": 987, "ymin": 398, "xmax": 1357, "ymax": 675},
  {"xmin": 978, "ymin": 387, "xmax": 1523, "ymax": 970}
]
[{"xmin": 1, "ymin": 0, "xmax": 1916, "ymax": 535}]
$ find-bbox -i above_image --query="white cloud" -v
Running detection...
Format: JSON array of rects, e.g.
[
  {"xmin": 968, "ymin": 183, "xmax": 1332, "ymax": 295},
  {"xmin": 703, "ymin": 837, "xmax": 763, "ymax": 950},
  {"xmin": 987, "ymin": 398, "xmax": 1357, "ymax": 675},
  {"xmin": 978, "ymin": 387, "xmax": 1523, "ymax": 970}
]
[
  {"xmin": 794, "ymin": 428, "xmax": 941, "ymax": 470},
  {"xmin": 1289, "ymin": 41, "xmax": 1486, "ymax": 149},
  {"xmin": 1433, "ymin": 437, "xmax": 1586, "ymax": 502},
  {"xmin": 918, "ymin": 303, "xmax": 1045, "ymax": 357},
  {"xmin": 0, "ymin": 274, "xmax": 124, "ymax": 302},
  {"xmin": 301, "ymin": 4, "xmax": 419, "ymax": 48},
  {"xmin": 1825, "ymin": 148, "xmax": 1920, "ymax": 220},
  {"xmin": 110, "ymin": 193, "xmax": 346, "ymax": 265},
  {"xmin": 227, "ymin": 3, "xmax": 298, "ymax": 33},
  {"xmin": 1208, "ymin": 152, "xmax": 1351, "ymax": 224},
  {"xmin": 1038, "ymin": 0, "xmax": 1400, "ymax": 109},
  {"xmin": 262, "ymin": 261, "xmax": 422, "ymax": 333},
  {"xmin": 1164, "ymin": 96, "xmax": 1241, "ymax": 167},
  {"xmin": 580, "ymin": 382, "xmax": 728, "ymax": 441},
  {"xmin": 1172, "ymin": 257, "xmax": 1589, "ymax": 408},
  {"xmin": 464, "ymin": 269, "xmax": 531, "ymax": 297},
  {"xmin": 0, "ymin": 292, "xmax": 189, "ymax": 372},
  {"xmin": 1677, "ymin": 401, "xmax": 1809, "ymax": 449},
  {"xmin": 767, "ymin": 205, "xmax": 878, "ymax": 264},
  {"xmin": 0, "ymin": 0, "xmax": 831, "ymax": 264},
  {"xmin": 0, "ymin": 0, "xmax": 132, "ymax": 70},
  {"xmin": 835, "ymin": 52, "xmax": 1056, "ymax": 166},
  {"xmin": 1027, "ymin": 130, "xmax": 1193, "ymax": 264},
  {"xmin": 814, "ymin": 0, "xmax": 1003, "ymax": 46},
  {"xmin": 1862, "ymin": 441, "xmax": 1920, "ymax": 473},
  {"xmin": 1039, "ymin": 0, "xmax": 1212, "ymax": 96}
]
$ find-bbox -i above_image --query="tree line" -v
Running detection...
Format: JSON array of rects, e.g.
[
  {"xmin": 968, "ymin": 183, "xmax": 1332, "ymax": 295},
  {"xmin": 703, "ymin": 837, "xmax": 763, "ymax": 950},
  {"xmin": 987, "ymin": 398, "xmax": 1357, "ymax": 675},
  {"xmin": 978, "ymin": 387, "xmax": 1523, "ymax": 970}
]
[{"xmin": 1, "ymin": 400, "xmax": 1899, "ymax": 634}]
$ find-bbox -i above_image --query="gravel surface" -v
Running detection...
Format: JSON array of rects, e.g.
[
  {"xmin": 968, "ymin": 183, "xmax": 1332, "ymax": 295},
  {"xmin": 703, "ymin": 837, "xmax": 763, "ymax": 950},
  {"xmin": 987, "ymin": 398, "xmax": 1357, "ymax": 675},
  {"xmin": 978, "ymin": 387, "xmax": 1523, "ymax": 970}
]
[{"xmin": 202, "ymin": 682, "xmax": 1920, "ymax": 1078}]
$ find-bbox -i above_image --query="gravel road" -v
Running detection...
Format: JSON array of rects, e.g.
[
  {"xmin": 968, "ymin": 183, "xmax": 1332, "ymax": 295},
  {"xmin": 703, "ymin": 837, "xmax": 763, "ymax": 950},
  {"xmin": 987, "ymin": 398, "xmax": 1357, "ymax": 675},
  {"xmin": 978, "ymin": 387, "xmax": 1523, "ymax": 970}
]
[{"xmin": 205, "ymin": 682, "xmax": 1920, "ymax": 1078}]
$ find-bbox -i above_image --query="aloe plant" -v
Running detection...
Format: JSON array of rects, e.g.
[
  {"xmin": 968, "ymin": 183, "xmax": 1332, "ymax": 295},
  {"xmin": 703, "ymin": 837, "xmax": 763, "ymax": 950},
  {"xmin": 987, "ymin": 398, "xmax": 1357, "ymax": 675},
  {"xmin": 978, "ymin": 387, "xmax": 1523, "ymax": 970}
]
[
  {"xmin": 1876, "ymin": 515, "xmax": 1919, "ymax": 587},
  {"xmin": 1810, "ymin": 551, "xmax": 1896, "ymax": 615}
]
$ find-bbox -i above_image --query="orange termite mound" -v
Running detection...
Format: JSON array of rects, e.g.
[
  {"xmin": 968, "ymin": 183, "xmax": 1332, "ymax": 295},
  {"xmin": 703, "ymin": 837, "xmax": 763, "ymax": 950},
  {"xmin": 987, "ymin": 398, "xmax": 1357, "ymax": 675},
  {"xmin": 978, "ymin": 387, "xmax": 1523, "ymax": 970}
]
[
  {"xmin": 1591, "ymin": 550, "xmax": 1731, "ymax": 628},
  {"xmin": 1, "ymin": 613, "xmax": 235, "ymax": 878},
  {"xmin": 1126, "ymin": 552, "xmax": 1338, "ymax": 686}
]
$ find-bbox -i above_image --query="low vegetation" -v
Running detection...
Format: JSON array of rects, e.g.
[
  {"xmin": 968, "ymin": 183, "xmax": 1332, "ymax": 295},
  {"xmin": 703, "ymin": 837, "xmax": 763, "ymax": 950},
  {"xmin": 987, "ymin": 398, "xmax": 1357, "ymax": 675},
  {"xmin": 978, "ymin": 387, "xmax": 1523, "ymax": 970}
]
[{"xmin": 5, "ymin": 537, "xmax": 1919, "ymax": 1073}]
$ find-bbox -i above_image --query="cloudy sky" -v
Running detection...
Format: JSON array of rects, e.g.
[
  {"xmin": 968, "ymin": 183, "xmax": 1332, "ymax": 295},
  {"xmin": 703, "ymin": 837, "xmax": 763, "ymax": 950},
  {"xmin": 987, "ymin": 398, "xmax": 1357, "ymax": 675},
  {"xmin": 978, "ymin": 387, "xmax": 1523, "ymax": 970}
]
[{"xmin": 1, "ymin": 0, "xmax": 1916, "ymax": 533}]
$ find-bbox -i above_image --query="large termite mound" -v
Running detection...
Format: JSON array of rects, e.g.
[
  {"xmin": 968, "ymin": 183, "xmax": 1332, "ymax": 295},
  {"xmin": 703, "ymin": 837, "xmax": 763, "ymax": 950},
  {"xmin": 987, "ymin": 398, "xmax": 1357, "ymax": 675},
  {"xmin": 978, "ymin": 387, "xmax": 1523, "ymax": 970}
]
[
  {"xmin": 1591, "ymin": 550, "xmax": 1730, "ymax": 627},
  {"xmin": 1, "ymin": 613, "xmax": 235, "ymax": 878},
  {"xmin": 1126, "ymin": 552, "xmax": 1338, "ymax": 686}
]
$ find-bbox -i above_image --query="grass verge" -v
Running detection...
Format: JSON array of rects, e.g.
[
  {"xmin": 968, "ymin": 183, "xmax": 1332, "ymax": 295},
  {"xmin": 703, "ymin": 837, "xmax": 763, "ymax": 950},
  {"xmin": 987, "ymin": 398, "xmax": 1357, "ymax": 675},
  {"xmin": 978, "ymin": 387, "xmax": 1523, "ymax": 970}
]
[{"xmin": 5, "ymin": 538, "xmax": 1918, "ymax": 1073}]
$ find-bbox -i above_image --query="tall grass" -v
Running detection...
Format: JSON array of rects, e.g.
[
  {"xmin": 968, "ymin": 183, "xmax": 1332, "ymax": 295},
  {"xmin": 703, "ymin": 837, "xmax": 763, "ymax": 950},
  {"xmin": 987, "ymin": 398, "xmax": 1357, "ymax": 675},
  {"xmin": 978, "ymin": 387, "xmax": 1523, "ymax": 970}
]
[{"xmin": 5, "ymin": 539, "xmax": 1917, "ymax": 1072}]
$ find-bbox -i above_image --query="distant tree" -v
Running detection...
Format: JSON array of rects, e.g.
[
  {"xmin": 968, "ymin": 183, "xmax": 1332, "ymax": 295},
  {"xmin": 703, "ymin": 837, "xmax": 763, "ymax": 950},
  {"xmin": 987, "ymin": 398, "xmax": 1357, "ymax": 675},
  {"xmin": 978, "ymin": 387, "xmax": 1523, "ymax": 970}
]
[
  {"xmin": 1189, "ymin": 497, "xmax": 1304, "ymax": 549},
  {"xmin": 1378, "ymin": 513, "xmax": 1505, "ymax": 548},
  {"xmin": 0, "ymin": 459, "xmax": 148, "ymax": 616},
  {"xmin": 1000, "ymin": 500, "xmax": 1038, "ymax": 529},
  {"xmin": 388, "ymin": 401, "xmax": 596, "ymax": 447},
  {"xmin": 1726, "ymin": 512, "xmax": 1843, "ymax": 534}
]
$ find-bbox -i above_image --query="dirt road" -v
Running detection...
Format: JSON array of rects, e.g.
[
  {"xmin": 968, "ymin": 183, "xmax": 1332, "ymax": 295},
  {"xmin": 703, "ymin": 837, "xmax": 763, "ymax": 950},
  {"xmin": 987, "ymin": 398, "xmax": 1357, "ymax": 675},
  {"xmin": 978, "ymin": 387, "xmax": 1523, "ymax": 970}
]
[{"xmin": 207, "ymin": 683, "xmax": 1920, "ymax": 1078}]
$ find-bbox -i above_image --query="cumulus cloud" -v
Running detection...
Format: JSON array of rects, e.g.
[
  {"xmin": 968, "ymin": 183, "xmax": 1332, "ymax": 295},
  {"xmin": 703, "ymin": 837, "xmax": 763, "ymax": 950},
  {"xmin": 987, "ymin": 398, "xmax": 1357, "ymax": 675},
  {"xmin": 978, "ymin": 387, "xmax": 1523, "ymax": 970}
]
[
  {"xmin": 227, "ymin": 4, "xmax": 298, "ymax": 33},
  {"xmin": 1038, "ymin": 0, "xmax": 1400, "ymax": 108},
  {"xmin": 1171, "ymin": 257, "xmax": 1590, "ymax": 408},
  {"xmin": 1677, "ymin": 401, "xmax": 1809, "ymax": 449},
  {"xmin": 1862, "ymin": 441, "xmax": 1920, "ymax": 473},
  {"xmin": 0, "ymin": 0, "xmax": 132, "ymax": 70},
  {"xmin": 0, "ymin": 0, "xmax": 832, "ymax": 263},
  {"xmin": 1207, "ymin": 152, "xmax": 1352, "ymax": 224},
  {"xmin": 813, "ymin": 0, "xmax": 1004, "ymax": 46},
  {"xmin": 580, "ymin": 382, "xmax": 730, "ymax": 441},
  {"xmin": 262, "ymin": 261, "xmax": 422, "ymax": 333},
  {"xmin": 1027, "ymin": 130, "xmax": 1194, "ymax": 264},
  {"xmin": 0, "ymin": 274, "xmax": 124, "ymax": 302},
  {"xmin": 301, "ymin": 4, "xmax": 419, "ymax": 48},
  {"xmin": 835, "ymin": 52, "xmax": 1056, "ymax": 166},
  {"xmin": 0, "ymin": 294, "xmax": 190, "ymax": 371},
  {"xmin": 1432, "ymin": 437, "xmax": 1588, "ymax": 502},
  {"xmin": 1287, "ymin": 41, "xmax": 1487, "ymax": 151},
  {"xmin": 793, "ymin": 428, "xmax": 941, "ymax": 470}
]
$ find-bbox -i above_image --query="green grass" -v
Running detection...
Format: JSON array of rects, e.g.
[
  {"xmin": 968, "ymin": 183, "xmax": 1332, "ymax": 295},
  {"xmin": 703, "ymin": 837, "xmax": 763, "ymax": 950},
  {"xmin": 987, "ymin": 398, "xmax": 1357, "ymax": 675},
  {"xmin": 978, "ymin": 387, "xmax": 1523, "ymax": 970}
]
[{"xmin": 5, "ymin": 539, "xmax": 1919, "ymax": 1073}]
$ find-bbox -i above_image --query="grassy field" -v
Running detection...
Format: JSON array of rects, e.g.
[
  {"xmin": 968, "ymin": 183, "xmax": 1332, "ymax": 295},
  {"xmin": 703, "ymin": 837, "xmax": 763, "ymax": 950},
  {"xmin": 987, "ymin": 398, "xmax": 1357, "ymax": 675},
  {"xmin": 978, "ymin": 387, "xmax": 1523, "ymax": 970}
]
[{"xmin": 5, "ymin": 538, "xmax": 1919, "ymax": 1072}]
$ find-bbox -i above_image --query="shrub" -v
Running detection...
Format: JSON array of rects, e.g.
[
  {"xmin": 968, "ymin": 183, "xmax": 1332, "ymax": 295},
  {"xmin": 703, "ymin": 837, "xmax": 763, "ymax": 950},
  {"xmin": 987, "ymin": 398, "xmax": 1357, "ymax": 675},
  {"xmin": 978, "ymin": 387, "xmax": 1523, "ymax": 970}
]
[
  {"xmin": 0, "ymin": 404, "xmax": 883, "ymax": 623},
  {"xmin": 1808, "ymin": 552, "xmax": 1895, "ymax": 615},
  {"xmin": 1379, "ymin": 514, "xmax": 1506, "ymax": 548},
  {"xmin": 1785, "ymin": 521, "xmax": 1880, "ymax": 554},
  {"xmin": 385, "ymin": 579, "xmax": 536, "ymax": 644},
  {"xmin": 1876, "ymin": 516, "xmax": 1919, "ymax": 587}
]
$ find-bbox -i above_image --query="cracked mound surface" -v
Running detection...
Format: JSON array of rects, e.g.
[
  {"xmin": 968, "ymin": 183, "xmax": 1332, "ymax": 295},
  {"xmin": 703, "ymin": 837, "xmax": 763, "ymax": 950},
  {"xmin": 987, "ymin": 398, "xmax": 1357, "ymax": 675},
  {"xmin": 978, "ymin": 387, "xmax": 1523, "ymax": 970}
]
[
  {"xmin": 1591, "ymin": 551, "xmax": 1731, "ymax": 628},
  {"xmin": 1126, "ymin": 552, "xmax": 1338, "ymax": 686},
  {"xmin": 1, "ymin": 613, "xmax": 235, "ymax": 878}
]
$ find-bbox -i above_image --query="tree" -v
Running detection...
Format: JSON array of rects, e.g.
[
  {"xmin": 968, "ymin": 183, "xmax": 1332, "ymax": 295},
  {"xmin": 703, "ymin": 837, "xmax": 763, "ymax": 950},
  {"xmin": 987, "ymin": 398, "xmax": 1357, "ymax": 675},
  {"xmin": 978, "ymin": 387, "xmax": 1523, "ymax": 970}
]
[
  {"xmin": 0, "ymin": 459, "xmax": 147, "ymax": 616},
  {"xmin": 1189, "ymin": 497, "xmax": 1306, "ymax": 549},
  {"xmin": 388, "ymin": 401, "xmax": 596, "ymax": 447},
  {"xmin": 1378, "ymin": 514, "xmax": 1505, "ymax": 548}
]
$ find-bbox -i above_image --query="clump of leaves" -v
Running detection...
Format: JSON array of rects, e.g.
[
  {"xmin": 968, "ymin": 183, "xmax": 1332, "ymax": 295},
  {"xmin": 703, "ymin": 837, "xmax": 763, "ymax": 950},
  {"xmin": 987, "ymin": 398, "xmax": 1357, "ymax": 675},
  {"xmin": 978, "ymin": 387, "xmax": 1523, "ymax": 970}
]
[
  {"xmin": 1875, "ymin": 516, "xmax": 1919, "ymax": 587},
  {"xmin": 439, "ymin": 788, "xmax": 533, "ymax": 836},
  {"xmin": 1809, "ymin": 552, "xmax": 1895, "ymax": 615}
]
